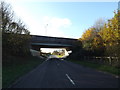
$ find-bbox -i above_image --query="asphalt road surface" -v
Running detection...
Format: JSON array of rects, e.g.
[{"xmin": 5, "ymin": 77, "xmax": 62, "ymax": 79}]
[{"xmin": 9, "ymin": 58, "xmax": 119, "ymax": 88}]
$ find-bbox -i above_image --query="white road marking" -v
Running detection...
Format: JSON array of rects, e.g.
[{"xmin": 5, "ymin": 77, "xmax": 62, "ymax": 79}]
[
  {"xmin": 115, "ymin": 76, "xmax": 119, "ymax": 78},
  {"xmin": 66, "ymin": 74, "xmax": 75, "ymax": 86},
  {"xmin": 46, "ymin": 59, "xmax": 48, "ymax": 61}
]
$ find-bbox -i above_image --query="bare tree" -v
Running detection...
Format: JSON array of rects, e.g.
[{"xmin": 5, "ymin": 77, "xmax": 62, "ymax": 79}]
[
  {"xmin": 93, "ymin": 18, "xmax": 106, "ymax": 32},
  {"xmin": 1, "ymin": 1, "xmax": 30, "ymax": 34},
  {"xmin": 1, "ymin": 1, "xmax": 13, "ymax": 33}
]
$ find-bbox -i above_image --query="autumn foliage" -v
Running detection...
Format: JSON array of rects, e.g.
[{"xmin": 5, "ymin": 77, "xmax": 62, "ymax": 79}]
[{"xmin": 80, "ymin": 10, "xmax": 120, "ymax": 58}]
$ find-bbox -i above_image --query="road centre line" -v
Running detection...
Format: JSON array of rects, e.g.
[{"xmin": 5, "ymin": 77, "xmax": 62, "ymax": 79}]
[
  {"xmin": 46, "ymin": 59, "xmax": 48, "ymax": 61},
  {"xmin": 66, "ymin": 74, "xmax": 75, "ymax": 86}
]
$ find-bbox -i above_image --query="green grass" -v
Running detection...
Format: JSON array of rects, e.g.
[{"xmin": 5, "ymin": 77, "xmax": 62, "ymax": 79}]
[
  {"xmin": 56, "ymin": 55, "xmax": 64, "ymax": 58},
  {"xmin": 2, "ymin": 56, "xmax": 44, "ymax": 88},
  {"xmin": 68, "ymin": 59, "xmax": 120, "ymax": 76}
]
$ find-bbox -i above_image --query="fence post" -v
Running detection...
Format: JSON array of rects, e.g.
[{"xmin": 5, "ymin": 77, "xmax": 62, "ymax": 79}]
[{"xmin": 108, "ymin": 56, "xmax": 112, "ymax": 65}]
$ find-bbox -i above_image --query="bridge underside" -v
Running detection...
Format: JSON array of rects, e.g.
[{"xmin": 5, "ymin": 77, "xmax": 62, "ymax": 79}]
[{"xmin": 31, "ymin": 43, "xmax": 73, "ymax": 51}]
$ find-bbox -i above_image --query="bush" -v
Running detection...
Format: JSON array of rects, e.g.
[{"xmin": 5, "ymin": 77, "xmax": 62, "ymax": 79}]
[{"xmin": 3, "ymin": 33, "xmax": 31, "ymax": 57}]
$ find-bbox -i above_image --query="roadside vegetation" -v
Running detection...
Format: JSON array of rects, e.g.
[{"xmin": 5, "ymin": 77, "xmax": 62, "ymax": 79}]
[
  {"xmin": 1, "ymin": 1, "xmax": 45, "ymax": 88},
  {"xmin": 52, "ymin": 49, "xmax": 65, "ymax": 58},
  {"xmin": 68, "ymin": 59, "xmax": 120, "ymax": 76},
  {"xmin": 1, "ymin": 1, "xmax": 30, "ymax": 58},
  {"xmin": 67, "ymin": 9, "xmax": 120, "ymax": 76},
  {"xmin": 3, "ymin": 56, "xmax": 44, "ymax": 88}
]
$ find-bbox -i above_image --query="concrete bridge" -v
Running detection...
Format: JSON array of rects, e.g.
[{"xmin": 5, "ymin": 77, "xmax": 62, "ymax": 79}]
[{"xmin": 30, "ymin": 35, "xmax": 81, "ymax": 51}]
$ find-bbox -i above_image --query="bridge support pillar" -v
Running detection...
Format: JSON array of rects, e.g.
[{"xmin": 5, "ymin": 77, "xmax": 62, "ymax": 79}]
[{"xmin": 31, "ymin": 45, "xmax": 40, "ymax": 52}]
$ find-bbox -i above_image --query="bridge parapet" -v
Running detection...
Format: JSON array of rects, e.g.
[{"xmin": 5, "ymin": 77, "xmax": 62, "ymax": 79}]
[
  {"xmin": 30, "ymin": 35, "xmax": 82, "ymax": 51},
  {"xmin": 31, "ymin": 35, "xmax": 81, "ymax": 47}
]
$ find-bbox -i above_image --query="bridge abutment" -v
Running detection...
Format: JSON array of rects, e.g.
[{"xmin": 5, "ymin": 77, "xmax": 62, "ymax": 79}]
[{"xmin": 31, "ymin": 45, "xmax": 41, "ymax": 52}]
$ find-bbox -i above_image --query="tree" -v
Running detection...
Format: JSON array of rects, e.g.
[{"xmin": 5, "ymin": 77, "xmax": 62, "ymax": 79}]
[
  {"xmin": 93, "ymin": 18, "xmax": 106, "ymax": 32},
  {"xmin": 1, "ymin": 1, "xmax": 13, "ymax": 33},
  {"xmin": 80, "ymin": 18, "xmax": 107, "ymax": 56},
  {"xmin": 99, "ymin": 10, "xmax": 120, "ymax": 57},
  {"xmin": 1, "ymin": 1, "xmax": 30, "ymax": 34},
  {"xmin": 80, "ymin": 27, "xmax": 96, "ymax": 51},
  {"xmin": 1, "ymin": 1, "xmax": 31, "ymax": 57},
  {"xmin": 52, "ymin": 50, "xmax": 59, "ymax": 55}
]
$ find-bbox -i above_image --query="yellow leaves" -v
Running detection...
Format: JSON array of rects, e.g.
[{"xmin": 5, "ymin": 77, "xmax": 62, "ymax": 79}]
[
  {"xmin": 98, "ymin": 10, "xmax": 120, "ymax": 47},
  {"xmin": 80, "ymin": 10, "xmax": 120, "ymax": 57},
  {"xmin": 92, "ymin": 35, "xmax": 104, "ymax": 49},
  {"xmin": 81, "ymin": 28, "xmax": 95, "ymax": 41},
  {"xmin": 78, "ymin": 38, "xmax": 82, "ymax": 41}
]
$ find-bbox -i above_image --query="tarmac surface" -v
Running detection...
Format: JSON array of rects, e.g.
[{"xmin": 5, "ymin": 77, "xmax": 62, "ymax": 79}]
[{"xmin": 9, "ymin": 58, "xmax": 119, "ymax": 88}]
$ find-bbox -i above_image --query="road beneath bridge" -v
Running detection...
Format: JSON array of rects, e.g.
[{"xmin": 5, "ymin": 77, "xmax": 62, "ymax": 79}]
[{"xmin": 8, "ymin": 58, "xmax": 119, "ymax": 88}]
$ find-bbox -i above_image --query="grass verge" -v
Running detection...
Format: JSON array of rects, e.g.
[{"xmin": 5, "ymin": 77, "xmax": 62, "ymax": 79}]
[
  {"xmin": 68, "ymin": 59, "xmax": 120, "ymax": 76},
  {"xmin": 56, "ymin": 55, "xmax": 64, "ymax": 58},
  {"xmin": 2, "ymin": 55, "xmax": 44, "ymax": 88}
]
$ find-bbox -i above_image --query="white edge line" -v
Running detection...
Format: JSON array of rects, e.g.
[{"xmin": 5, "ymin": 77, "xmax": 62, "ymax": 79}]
[
  {"xmin": 66, "ymin": 74, "xmax": 75, "ymax": 86},
  {"xmin": 46, "ymin": 58, "xmax": 49, "ymax": 61}
]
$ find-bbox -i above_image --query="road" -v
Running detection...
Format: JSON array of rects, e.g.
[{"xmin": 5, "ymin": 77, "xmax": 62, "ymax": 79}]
[{"xmin": 9, "ymin": 57, "xmax": 119, "ymax": 88}]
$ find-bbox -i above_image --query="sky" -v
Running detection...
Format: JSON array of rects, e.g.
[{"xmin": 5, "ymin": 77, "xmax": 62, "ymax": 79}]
[
  {"xmin": 3, "ymin": 0, "xmax": 119, "ymax": 52},
  {"xmin": 5, "ymin": 0, "xmax": 119, "ymax": 39}
]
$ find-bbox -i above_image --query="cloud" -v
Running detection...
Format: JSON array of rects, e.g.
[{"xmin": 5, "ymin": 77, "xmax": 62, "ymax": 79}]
[
  {"xmin": 14, "ymin": 15, "xmax": 72, "ymax": 37},
  {"xmin": 42, "ymin": 16, "xmax": 72, "ymax": 28},
  {"xmin": 40, "ymin": 16, "xmax": 72, "ymax": 37},
  {"xmin": 6, "ymin": 0, "xmax": 72, "ymax": 37},
  {"xmin": 49, "ymin": 17, "xmax": 72, "ymax": 28}
]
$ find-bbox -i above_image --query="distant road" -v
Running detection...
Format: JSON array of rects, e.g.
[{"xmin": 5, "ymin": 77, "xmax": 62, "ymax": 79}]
[{"xmin": 9, "ymin": 57, "xmax": 119, "ymax": 88}]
